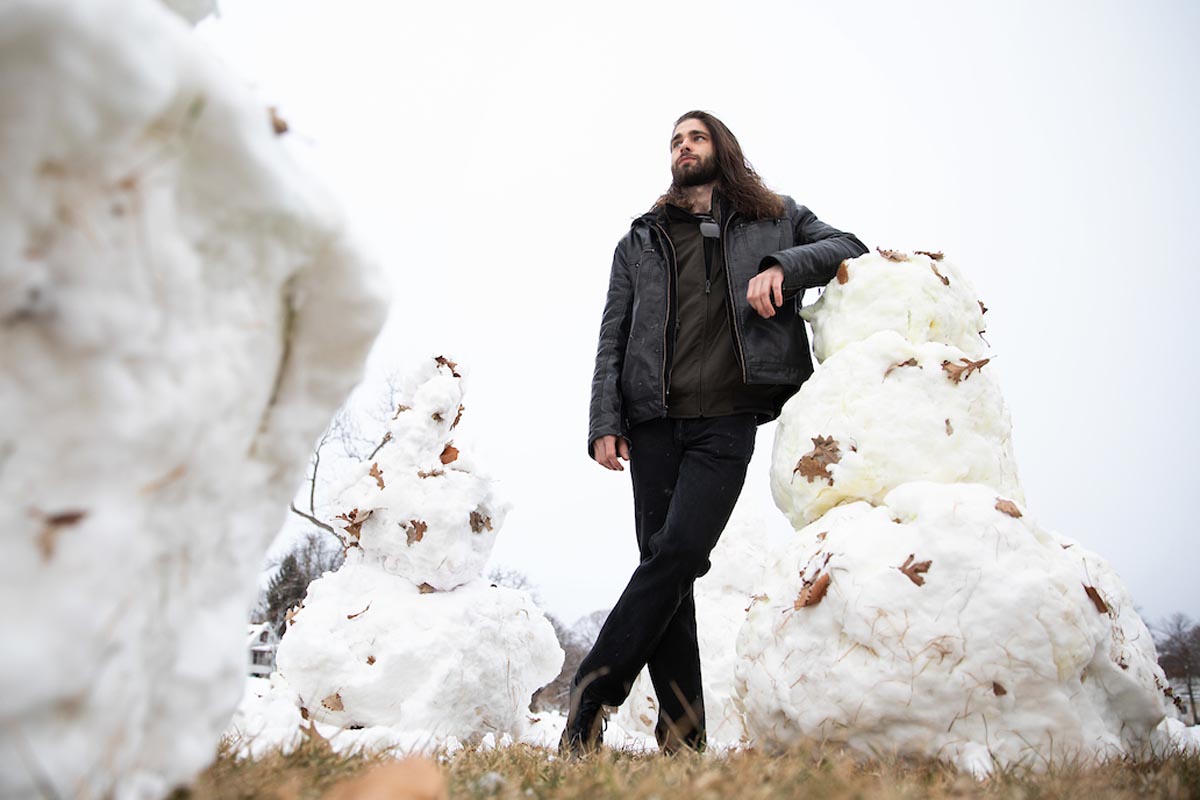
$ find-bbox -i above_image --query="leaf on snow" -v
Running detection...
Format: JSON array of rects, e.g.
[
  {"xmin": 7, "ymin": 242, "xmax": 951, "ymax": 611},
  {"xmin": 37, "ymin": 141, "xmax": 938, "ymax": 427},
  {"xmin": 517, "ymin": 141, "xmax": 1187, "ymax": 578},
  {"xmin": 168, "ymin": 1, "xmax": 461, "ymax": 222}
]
[
  {"xmin": 793, "ymin": 572, "xmax": 831, "ymax": 609},
  {"xmin": 440, "ymin": 443, "xmax": 459, "ymax": 465},
  {"xmin": 37, "ymin": 509, "xmax": 87, "ymax": 560},
  {"xmin": 793, "ymin": 435, "xmax": 841, "ymax": 484},
  {"xmin": 336, "ymin": 508, "xmax": 373, "ymax": 539},
  {"xmin": 915, "ymin": 250, "xmax": 944, "ymax": 261},
  {"xmin": 898, "ymin": 553, "xmax": 932, "ymax": 586},
  {"xmin": 269, "ymin": 107, "xmax": 288, "ymax": 135},
  {"xmin": 992, "ymin": 682, "xmax": 1007, "ymax": 696},
  {"xmin": 403, "ymin": 520, "xmax": 428, "ymax": 546},
  {"xmin": 369, "ymin": 462, "xmax": 385, "ymax": 490},
  {"xmin": 884, "ymin": 357, "xmax": 919, "ymax": 378},
  {"xmin": 435, "ymin": 355, "xmax": 461, "ymax": 377},
  {"xmin": 418, "ymin": 582, "xmax": 437, "ymax": 594},
  {"xmin": 945, "ymin": 418, "xmax": 954, "ymax": 436},
  {"xmin": 836, "ymin": 261, "xmax": 850, "ymax": 285},
  {"xmin": 392, "ymin": 404, "xmax": 411, "ymax": 419},
  {"xmin": 978, "ymin": 300, "xmax": 988, "ymax": 315},
  {"xmin": 941, "ymin": 357, "xmax": 990, "ymax": 383},
  {"xmin": 470, "ymin": 511, "xmax": 493, "ymax": 533},
  {"xmin": 815, "ymin": 531, "xmax": 828, "ymax": 542},
  {"xmin": 452, "ymin": 405, "xmax": 465, "ymax": 429},
  {"xmin": 1084, "ymin": 584, "xmax": 1109, "ymax": 614},
  {"xmin": 417, "ymin": 469, "xmax": 444, "ymax": 479},
  {"xmin": 321, "ymin": 693, "xmax": 344, "ymax": 712},
  {"xmin": 930, "ymin": 264, "xmax": 950, "ymax": 286},
  {"xmin": 346, "ymin": 602, "xmax": 371, "ymax": 620},
  {"xmin": 285, "ymin": 602, "xmax": 303, "ymax": 626},
  {"xmin": 994, "ymin": 499, "xmax": 1022, "ymax": 518},
  {"xmin": 877, "ymin": 247, "xmax": 908, "ymax": 262},
  {"xmin": 431, "ymin": 412, "xmax": 444, "ymax": 423},
  {"xmin": 366, "ymin": 655, "xmax": 376, "ymax": 665}
]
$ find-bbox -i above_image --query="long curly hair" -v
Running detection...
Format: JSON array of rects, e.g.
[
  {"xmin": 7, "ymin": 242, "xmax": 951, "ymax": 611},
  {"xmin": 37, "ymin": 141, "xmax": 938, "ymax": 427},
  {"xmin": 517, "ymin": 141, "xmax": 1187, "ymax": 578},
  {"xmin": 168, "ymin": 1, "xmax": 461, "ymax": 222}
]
[{"xmin": 653, "ymin": 110, "xmax": 785, "ymax": 220}]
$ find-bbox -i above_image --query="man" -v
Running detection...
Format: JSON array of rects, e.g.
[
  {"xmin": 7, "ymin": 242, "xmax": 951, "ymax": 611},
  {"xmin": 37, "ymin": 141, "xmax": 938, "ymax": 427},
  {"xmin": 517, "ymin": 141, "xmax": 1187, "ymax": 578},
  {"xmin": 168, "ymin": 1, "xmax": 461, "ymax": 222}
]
[{"xmin": 563, "ymin": 111, "xmax": 867, "ymax": 755}]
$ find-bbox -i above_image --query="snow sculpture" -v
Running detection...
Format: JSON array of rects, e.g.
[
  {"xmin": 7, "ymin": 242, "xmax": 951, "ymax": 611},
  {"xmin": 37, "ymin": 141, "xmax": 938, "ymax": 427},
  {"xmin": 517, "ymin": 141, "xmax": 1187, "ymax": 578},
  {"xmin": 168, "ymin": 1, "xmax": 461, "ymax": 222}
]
[
  {"xmin": 274, "ymin": 358, "xmax": 563, "ymax": 740},
  {"xmin": 0, "ymin": 1, "xmax": 386, "ymax": 798},
  {"xmin": 739, "ymin": 249, "xmax": 1176, "ymax": 772},
  {"xmin": 613, "ymin": 511, "xmax": 770, "ymax": 746}
]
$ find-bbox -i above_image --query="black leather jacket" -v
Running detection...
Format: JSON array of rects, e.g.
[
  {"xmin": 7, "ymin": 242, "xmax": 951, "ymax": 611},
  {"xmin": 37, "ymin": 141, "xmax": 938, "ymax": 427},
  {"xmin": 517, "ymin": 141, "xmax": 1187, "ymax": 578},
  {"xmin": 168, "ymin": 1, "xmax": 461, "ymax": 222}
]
[{"xmin": 587, "ymin": 195, "xmax": 867, "ymax": 455}]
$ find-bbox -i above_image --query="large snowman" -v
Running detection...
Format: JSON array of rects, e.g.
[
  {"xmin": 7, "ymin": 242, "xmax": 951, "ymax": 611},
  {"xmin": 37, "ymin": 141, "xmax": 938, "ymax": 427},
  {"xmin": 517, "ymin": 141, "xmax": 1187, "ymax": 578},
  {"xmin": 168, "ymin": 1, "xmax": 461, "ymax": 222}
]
[{"xmin": 735, "ymin": 249, "xmax": 1183, "ymax": 773}]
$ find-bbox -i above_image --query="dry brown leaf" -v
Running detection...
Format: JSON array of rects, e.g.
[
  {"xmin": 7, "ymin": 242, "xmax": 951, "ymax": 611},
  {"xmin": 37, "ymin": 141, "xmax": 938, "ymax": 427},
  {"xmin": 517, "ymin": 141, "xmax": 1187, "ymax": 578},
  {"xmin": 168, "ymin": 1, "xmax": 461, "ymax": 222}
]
[
  {"xmin": 321, "ymin": 692, "xmax": 344, "ymax": 712},
  {"xmin": 898, "ymin": 554, "xmax": 932, "ymax": 586},
  {"xmin": 945, "ymin": 418, "xmax": 954, "ymax": 436},
  {"xmin": 1084, "ymin": 584, "xmax": 1109, "ymax": 614},
  {"xmin": 1061, "ymin": 543, "xmax": 1073, "ymax": 549},
  {"xmin": 452, "ymin": 405, "xmax": 465, "ymax": 429},
  {"xmin": 978, "ymin": 300, "xmax": 988, "ymax": 315},
  {"xmin": 435, "ymin": 355, "xmax": 461, "ymax": 377},
  {"xmin": 431, "ymin": 412, "xmax": 444, "ymax": 423},
  {"xmin": 836, "ymin": 261, "xmax": 849, "ymax": 285},
  {"xmin": 994, "ymin": 499, "xmax": 1023, "ymax": 518},
  {"xmin": 366, "ymin": 655, "xmax": 376, "ymax": 665},
  {"xmin": 941, "ymin": 357, "xmax": 990, "ymax": 383},
  {"xmin": 793, "ymin": 435, "xmax": 841, "ymax": 484},
  {"xmin": 794, "ymin": 572, "xmax": 831, "ymax": 609},
  {"xmin": 469, "ymin": 511, "xmax": 493, "ymax": 533},
  {"xmin": 36, "ymin": 509, "xmax": 87, "ymax": 560},
  {"xmin": 930, "ymin": 264, "xmax": 950, "ymax": 286},
  {"xmin": 269, "ymin": 107, "xmax": 288, "ymax": 135},
  {"xmin": 993, "ymin": 682, "xmax": 1007, "ymax": 696},
  {"xmin": 915, "ymin": 250, "xmax": 944, "ymax": 261},
  {"xmin": 417, "ymin": 469, "xmax": 444, "ymax": 479},
  {"xmin": 369, "ymin": 462, "xmax": 385, "ymax": 490},
  {"xmin": 418, "ymin": 582, "xmax": 436, "ymax": 594},
  {"xmin": 404, "ymin": 520, "xmax": 428, "ymax": 547},
  {"xmin": 346, "ymin": 603, "xmax": 371, "ymax": 620},
  {"xmin": 336, "ymin": 508, "xmax": 373, "ymax": 539},
  {"xmin": 439, "ymin": 443, "xmax": 459, "ymax": 465},
  {"xmin": 815, "ymin": 531, "xmax": 828, "ymax": 542},
  {"xmin": 877, "ymin": 247, "xmax": 908, "ymax": 262},
  {"xmin": 299, "ymin": 706, "xmax": 310, "ymax": 721},
  {"xmin": 393, "ymin": 404, "xmax": 411, "ymax": 419},
  {"xmin": 884, "ymin": 357, "xmax": 919, "ymax": 378},
  {"xmin": 285, "ymin": 603, "xmax": 303, "ymax": 627}
]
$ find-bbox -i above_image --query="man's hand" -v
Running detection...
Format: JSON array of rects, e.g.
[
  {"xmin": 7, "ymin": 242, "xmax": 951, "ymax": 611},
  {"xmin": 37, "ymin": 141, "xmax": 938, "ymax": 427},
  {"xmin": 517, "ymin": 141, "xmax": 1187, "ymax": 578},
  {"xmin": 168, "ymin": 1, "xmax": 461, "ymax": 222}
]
[
  {"xmin": 747, "ymin": 265, "xmax": 785, "ymax": 318},
  {"xmin": 592, "ymin": 435, "xmax": 630, "ymax": 471}
]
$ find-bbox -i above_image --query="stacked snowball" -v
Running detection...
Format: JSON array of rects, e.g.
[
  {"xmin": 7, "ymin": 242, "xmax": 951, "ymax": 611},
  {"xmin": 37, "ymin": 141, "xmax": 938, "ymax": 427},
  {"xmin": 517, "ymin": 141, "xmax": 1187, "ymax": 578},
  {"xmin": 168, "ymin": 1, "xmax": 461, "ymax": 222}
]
[
  {"xmin": 0, "ymin": 1, "xmax": 385, "ymax": 798},
  {"xmin": 272, "ymin": 358, "xmax": 563, "ymax": 740},
  {"xmin": 613, "ymin": 510, "xmax": 770, "ymax": 745},
  {"xmin": 738, "ymin": 250, "xmax": 1177, "ymax": 772}
]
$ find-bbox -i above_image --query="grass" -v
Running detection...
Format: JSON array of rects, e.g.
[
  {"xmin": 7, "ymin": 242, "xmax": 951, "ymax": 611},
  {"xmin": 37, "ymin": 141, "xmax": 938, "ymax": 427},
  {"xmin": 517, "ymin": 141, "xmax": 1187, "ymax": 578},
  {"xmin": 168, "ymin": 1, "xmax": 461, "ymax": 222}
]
[{"xmin": 175, "ymin": 737, "xmax": 1200, "ymax": 800}]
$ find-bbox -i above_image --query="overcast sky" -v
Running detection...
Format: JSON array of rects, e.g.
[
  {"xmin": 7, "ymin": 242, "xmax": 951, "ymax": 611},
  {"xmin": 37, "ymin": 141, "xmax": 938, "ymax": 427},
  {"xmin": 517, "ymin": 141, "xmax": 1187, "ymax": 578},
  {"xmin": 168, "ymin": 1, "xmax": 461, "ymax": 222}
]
[{"xmin": 199, "ymin": 0, "xmax": 1199, "ymax": 626}]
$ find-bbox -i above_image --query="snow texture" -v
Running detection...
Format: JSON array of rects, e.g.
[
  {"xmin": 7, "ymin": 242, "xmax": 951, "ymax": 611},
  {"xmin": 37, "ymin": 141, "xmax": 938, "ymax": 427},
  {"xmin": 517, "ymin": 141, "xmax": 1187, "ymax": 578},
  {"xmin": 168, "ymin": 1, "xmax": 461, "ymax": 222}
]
[
  {"xmin": 744, "ymin": 250, "xmax": 1176, "ymax": 773},
  {"xmin": 736, "ymin": 484, "xmax": 1174, "ymax": 773},
  {"xmin": 614, "ymin": 509, "xmax": 770, "ymax": 745},
  {"xmin": 803, "ymin": 250, "xmax": 989, "ymax": 362},
  {"xmin": 770, "ymin": 329, "xmax": 1023, "ymax": 528},
  {"xmin": 0, "ymin": 1, "xmax": 386, "ymax": 797},
  {"xmin": 273, "ymin": 360, "xmax": 564, "ymax": 741}
]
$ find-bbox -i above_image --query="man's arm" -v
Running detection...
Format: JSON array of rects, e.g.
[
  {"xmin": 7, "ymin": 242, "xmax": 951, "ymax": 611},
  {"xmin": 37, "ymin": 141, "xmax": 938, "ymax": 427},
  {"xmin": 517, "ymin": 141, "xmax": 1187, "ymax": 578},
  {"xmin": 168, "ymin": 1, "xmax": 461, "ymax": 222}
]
[
  {"xmin": 748, "ymin": 199, "xmax": 868, "ymax": 318},
  {"xmin": 587, "ymin": 239, "xmax": 635, "ymax": 467}
]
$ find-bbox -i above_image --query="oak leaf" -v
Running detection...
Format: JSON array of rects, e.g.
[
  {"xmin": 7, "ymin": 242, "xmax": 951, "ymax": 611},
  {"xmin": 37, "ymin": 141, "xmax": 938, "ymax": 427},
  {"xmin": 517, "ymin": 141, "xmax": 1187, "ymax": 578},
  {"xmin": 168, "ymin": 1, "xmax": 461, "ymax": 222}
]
[
  {"xmin": 793, "ymin": 435, "xmax": 841, "ymax": 484},
  {"xmin": 994, "ymin": 499, "xmax": 1022, "ymax": 518},
  {"xmin": 440, "ymin": 443, "xmax": 459, "ymax": 465},
  {"xmin": 1084, "ymin": 584, "xmax": 1109, "ymax": 614},
  {"xmin": 452, "ymin": 405, "xmax": 465, "ymax": 429},
  {"xmin": 369, "ymin": 462, "xmax": 385, "ymax": 490},
  {"xmin": 941, "ymin": 357, "xmax": 990, "ymax": 383},
  {"xmin": 366, "ymin": 655, "xmax": 376, "ymax": 665},
  {"xmin": 915, "ymin": 250, "xmax": 944, "ymax": 261},
  {"xmin": 898, "ymin": 554, "xmax": 932, "ymax": 586},
  {"xmin": 794, "ymin": 572, "xmax": 831, "ymax": 609},
  {"xmin": 993, "ymin": 682, "xmax": 1007, "ymax": 696},
  {"xmin": 435, "ymin": 355, "xmax": 461, "ymax": 377},
  {"xmin": 884, "ymin": 357, "xmax": 919, "ymax": 378},
  {"xmin": 404, "ymin": 520, "xmax": 428, "ymax": 547},
  {"xmin": 321, "ymin": 693, "xmax": 344, "ymax": 712},
  {"xmin": 930, "ymin": 264, "xmax": 950, "ymax": 286},
  {"xmin": 469, "ymin": 511, "xmax": 493, "ymax": 533},
  {"xmin": 347, "ymin": 603, "xmax": 371, "ymax": 620},
  {"xmin": 336, "ymin": 508, "xmax": 372, "ymax": 539},
  {"xmin": 836, "ymin": 261, "xmax": 849, "ymax": 285},
  {"xmin": 877, "ymin": 247, "xmax": 908, "ymax": 262}
]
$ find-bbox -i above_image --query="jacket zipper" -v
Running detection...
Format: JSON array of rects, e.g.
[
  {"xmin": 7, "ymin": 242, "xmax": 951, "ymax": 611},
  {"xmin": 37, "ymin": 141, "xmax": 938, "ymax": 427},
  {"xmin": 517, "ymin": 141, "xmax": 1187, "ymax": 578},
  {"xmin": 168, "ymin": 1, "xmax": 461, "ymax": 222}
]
[
  {"xmin": 649, "ymin": 220, "xmax": 678, "ymax": 409},
  {"xmin": 722, "ymin": 215, "xmax": 750, "ymax": 384}
]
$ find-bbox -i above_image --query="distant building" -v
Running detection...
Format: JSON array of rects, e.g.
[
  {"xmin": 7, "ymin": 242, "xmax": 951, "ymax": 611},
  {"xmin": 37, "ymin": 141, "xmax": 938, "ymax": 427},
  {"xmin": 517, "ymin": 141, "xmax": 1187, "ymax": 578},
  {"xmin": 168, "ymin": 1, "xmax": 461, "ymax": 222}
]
[{"xmin": 247, "ymin": 622, "xmax": 279, "ymax": 677}]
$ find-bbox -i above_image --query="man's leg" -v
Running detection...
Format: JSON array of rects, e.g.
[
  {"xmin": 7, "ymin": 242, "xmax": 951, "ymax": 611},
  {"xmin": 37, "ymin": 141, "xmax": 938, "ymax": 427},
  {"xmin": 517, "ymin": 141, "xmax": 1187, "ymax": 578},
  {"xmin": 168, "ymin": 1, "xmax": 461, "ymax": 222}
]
[{"xmin": 573, "ymin": 415, "xmax": 755, "ymax": 735}]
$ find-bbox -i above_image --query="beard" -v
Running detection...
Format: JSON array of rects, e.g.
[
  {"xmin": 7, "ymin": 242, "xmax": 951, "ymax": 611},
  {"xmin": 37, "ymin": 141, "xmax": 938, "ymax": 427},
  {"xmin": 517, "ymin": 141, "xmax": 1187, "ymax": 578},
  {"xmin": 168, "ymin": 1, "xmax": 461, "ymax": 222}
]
[{"xmin": 672, "ymin": 154, "xmax": 719, "ymax": 187}]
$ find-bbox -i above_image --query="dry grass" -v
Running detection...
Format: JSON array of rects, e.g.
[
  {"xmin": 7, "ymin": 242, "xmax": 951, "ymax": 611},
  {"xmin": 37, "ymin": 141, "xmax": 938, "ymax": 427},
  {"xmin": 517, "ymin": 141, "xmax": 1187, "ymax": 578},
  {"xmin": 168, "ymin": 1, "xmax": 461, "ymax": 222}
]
[{"xmin": 175, "ymin": 738, "xmax": 1200, "ymax": 800}]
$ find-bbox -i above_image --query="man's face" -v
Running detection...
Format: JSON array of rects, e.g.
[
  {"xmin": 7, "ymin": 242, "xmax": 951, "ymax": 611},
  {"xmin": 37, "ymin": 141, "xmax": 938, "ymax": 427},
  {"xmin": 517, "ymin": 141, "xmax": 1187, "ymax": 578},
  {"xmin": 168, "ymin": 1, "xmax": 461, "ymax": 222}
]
[{"xmin": 670, "ymin": 118, "xmax": 718, "ymax": 187}]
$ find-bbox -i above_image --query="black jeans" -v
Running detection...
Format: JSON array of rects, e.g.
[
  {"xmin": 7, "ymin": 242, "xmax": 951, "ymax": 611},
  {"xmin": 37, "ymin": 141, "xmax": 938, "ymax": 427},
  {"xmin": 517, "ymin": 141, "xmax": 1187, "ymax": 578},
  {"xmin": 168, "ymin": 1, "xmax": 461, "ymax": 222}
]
[{"xmin": 573, "ymin": 414, "xmax": 756, "ymax": 749}]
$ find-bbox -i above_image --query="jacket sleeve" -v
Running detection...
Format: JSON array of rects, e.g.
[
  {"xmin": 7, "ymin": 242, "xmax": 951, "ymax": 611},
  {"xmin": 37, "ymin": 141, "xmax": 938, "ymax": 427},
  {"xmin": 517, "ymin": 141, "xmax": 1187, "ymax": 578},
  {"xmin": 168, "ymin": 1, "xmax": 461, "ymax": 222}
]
[
  {"xmin": 587, "ymin": 238, "xmax": 635, "ymax": 457},
  {"xmin": 761, "ymin": 198, "xmax": 868, "ymax": 291}
]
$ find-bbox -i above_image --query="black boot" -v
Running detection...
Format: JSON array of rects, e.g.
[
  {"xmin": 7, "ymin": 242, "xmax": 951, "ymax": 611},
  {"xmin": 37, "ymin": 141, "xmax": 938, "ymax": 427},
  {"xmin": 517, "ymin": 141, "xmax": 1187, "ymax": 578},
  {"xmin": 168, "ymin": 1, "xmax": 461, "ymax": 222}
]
[{"xmin": 558, "ymin": 691, "xmax": 608, "ymax": 756}]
